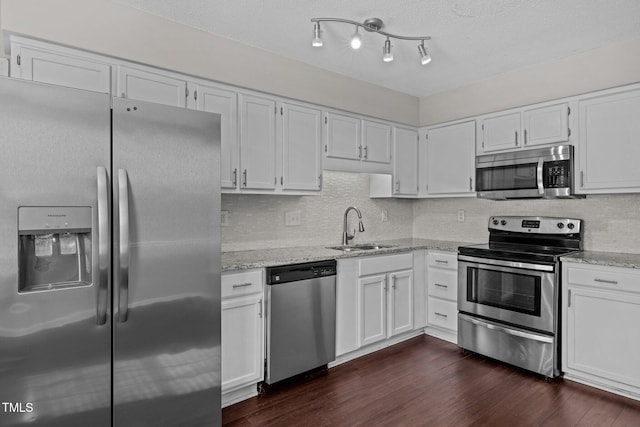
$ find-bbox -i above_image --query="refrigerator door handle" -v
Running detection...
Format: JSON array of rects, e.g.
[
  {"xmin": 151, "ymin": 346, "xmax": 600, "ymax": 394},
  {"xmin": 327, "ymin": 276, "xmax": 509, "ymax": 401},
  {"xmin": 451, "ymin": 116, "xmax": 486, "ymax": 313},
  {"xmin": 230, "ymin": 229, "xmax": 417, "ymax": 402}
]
[
  {"xmin": 96, "ymin": 167, "xmax": 109, "ymax": 326},
  {"xmin": 117, "ymin": 169, "xmax": 130, "ymax": 323}
]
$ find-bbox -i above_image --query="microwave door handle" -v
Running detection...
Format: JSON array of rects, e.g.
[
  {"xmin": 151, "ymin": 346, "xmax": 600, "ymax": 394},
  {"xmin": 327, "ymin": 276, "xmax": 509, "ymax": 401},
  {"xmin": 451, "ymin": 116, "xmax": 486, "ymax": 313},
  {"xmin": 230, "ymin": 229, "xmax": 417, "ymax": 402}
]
[
  {"xmin": 117, "ymin": 169, "xmax": 130, "ymax": 323},
  {"xmin": 96, "ymin": 167, "xmax": 109, "ymax": 326},
  {"xmin": 537, "ymin": 159, "xmax": 544, "ymax": 195}
]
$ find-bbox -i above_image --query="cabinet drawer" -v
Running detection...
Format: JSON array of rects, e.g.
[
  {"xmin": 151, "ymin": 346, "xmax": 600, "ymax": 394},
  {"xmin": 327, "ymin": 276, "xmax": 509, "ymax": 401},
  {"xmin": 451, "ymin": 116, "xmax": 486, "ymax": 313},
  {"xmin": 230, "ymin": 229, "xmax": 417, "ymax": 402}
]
[
  {"xmin": 222, "ymin": 269, "xmax": 263, "ymax": 298},
  {"xmin": 427, "ymin": 269, "xmax": 458, "ymax": 300},
  {"xmin": 427, "ymin": 251, "xmax": 457, "ymax": 270},
  {"xmin": 359, "ymin": 252, "xmax": 413, "ymax": 276},
  {"xmin": 427, "ymin": 297, "xmax": 458, "ymax": 331},
  {"xmin": 567, "ymin": 265, "xmax": 640, "ymax": 294}
]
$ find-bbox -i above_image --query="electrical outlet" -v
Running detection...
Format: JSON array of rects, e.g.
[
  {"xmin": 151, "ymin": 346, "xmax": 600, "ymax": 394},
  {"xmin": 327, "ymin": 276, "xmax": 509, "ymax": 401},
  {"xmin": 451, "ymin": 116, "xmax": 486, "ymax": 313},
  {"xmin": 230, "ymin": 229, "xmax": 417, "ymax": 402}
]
[
  {"xmin": 457, "ymin": 210, "xmax": 465, "ymax": 223},
  {"xmin": 381, "ymin": 209, "xmax": 389, "ymax": 222},
  {"xmin": 221, "ymin": 210, "xmax": 229, "ymax": 227},
  {"xmin": 284, "ymin": 210, "xmax": 301, "ymax": 226}
]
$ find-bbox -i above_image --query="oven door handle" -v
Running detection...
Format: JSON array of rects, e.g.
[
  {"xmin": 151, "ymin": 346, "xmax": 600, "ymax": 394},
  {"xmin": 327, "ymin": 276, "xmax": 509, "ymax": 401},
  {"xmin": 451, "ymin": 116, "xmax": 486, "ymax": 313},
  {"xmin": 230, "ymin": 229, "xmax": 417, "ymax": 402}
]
[
  {"xmin": 461, "ymin": 314, "xmax": 553, "ymax": 343},
  {"xmin": 458, "ymin": 255, "xmax": 555, "ymax": 272},
  {"xmin": 537, "ymin": 158, "xmax": 545, "ymax": 195}
]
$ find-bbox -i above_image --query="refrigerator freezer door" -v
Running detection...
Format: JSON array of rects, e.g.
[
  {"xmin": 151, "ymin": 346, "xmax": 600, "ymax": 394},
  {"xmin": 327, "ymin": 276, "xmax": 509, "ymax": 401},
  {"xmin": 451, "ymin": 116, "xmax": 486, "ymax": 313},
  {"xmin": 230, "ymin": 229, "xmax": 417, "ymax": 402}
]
[
  {"xmin": 0, "ymin": 78, "xmax": 111, "ymax": 426},
  {"xmin": 111, "ymin": 98, "xmax": 221, "ymax": 426}
]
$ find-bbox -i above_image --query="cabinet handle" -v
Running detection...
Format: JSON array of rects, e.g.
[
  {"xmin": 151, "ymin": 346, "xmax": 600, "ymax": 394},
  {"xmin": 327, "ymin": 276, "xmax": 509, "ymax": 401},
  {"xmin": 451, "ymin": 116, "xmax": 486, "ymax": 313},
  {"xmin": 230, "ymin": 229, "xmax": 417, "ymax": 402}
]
[
  {"xmin": 524, "ymin": 129, "xmax": 528, "ymax": 145},
  {"xmin": 392, "ymin": 275, "xmax": 397, "ymax": 289},
  {"xmin": 242, "ymin": 169, "xmax": 247, "ymax": 187},
  {"xmin": 568, "ymin": 289, "xmax": 572, "ymax": 308},
  {"xmin": 194, "ymin": 90, "xmax": 198, "ymax": 101},
  {"xmin": 358, "ymin": 145, "xmax": 363, "ymax": 158},
  {"xmin": 364, "ymin": 146, "xmax": 369, "ymax": 160},
  {"xmin": 395, "ymin": 181, "xmax": 400, "ymax": 193},
  {"xmin": 434, "ymin": 283, "xmax": 448, "ymax": 289},
  {"xmin": 435, "ymin": 312, "xmax": 448, "ymax": 318},
  {"xmin": 259, "ymin": 299, "xmax": 263, "ymax": 318},
  {"xmin": 515, "ymin": 131, "xmax": 518, "ymax": 146},
  {"xmin": 580, "ymin": 171, "xmax": 584, "ymax": 188},
  {"xmin": 318, "ymin": 174, "xmax": 322, "ymax": 188},
  {"xmin": 232, "ymin": 168, "xmax": 238, "ymax": 186},
  {"xmin": 469, "ymin": 177, "xmax": 473, "ymax": 191},
  {"xmin": 435, "ymin": 259, "xmax": 449, "ymax": 264},
  {"xmin": 232, "ymin": 282, "xmax": 253, "ymax": 288},
  {"xmin": 594, "ymin": 278, "xmax": 618, "ymax": 285}
]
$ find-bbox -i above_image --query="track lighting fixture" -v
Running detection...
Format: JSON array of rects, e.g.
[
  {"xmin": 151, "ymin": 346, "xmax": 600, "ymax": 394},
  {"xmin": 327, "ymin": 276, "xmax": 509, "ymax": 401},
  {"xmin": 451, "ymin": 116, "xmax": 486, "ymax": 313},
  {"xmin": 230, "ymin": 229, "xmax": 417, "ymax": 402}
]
[{"xmin": 310, "ymin": 17, "xmax": 432, "ymax": 66}]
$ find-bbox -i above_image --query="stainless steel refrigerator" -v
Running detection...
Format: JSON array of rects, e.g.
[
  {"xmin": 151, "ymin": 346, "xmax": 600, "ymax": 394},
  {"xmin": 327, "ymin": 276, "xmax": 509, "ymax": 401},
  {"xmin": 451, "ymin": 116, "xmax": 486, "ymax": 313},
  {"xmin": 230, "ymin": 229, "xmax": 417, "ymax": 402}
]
[{"xmin": 0, "ymin": 77, "xmax": 221, "ymax": 426}]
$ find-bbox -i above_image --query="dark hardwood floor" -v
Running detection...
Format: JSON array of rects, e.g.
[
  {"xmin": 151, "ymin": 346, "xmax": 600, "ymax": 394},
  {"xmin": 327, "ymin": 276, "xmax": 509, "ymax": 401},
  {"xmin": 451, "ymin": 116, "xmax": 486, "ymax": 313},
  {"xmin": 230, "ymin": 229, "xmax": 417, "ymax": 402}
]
[{"xmin": 222, "ymin": 335, "xmax": 640, "ymax": 426}]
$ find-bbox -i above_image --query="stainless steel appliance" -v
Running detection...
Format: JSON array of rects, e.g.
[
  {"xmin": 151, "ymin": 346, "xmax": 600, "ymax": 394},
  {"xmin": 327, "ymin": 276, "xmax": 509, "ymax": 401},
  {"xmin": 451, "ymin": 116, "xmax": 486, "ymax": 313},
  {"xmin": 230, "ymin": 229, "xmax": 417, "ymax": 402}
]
[
  {"xmin": 457, "ymin": 216, "xmax": 582, "ymax": 377},
  {"xmin": 265, "ymin": 260, "xmax": 336, "ymax": 384},
  {"xmin": 476, "ymin": 144, "xmax": 582, "ymax": 200},
  {"xmin": 0, "ymin": 78, "xmax": 221, "ymax": 426}
]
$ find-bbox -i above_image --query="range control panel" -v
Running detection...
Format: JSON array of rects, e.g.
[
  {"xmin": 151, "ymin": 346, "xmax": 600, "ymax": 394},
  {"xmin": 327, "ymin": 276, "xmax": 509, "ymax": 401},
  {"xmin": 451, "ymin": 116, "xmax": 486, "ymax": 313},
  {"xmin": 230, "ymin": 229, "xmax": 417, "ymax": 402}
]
[{"xmin": 489, "ymin": 216, "xmax": 582, "ymax": 234}]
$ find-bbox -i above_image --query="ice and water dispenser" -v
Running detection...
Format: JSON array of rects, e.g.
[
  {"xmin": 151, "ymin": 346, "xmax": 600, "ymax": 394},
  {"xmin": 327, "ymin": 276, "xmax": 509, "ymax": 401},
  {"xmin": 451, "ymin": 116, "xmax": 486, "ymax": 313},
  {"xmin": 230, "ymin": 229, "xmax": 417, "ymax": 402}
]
[{"xmin": 18, "ymin": 207, "xmax": 93, "ymax": 292}]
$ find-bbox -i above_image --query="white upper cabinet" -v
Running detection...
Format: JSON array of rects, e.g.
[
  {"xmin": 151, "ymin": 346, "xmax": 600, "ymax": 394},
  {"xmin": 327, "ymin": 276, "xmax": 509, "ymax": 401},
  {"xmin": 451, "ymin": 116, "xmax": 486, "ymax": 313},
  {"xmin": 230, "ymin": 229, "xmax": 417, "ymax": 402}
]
[
  {"xmin": 239, "ymin": 94, "xmax": 277, "ymax": 190},
  {"xmin": 393, "ymin": 127, "xmax": 419, "ymax": 196},
  {"xmin": 280, "ymin": 102, "xmax": 322, "ymax": 192},
  {"xmin": 422, "ymin": 120, "xmax": 476, "ymax": 197},
  {"xmin": 117, "ymin": 65, "xmax": 187, "ymax": 107},
  {"xmin": 478, "ymin": 102, "xmax": 570, "ymax": 154},
  {"xmin": 361, "ymin": 120, "xmax": 392, "ymax": 163},
  {"xmin": 324, "ymin": 112, "xmax": 393, "ymax": 173},
  {"xmin": 325, "ymin": 112, "xmax": 361, "ymax": 160},
  {"xmin": 188, "ymin": 82, "xmax": 239, "ymax": 189},
  {"xmin": 10, "ymin": 37, "xmax": 111, "ymax": 93},
  {"xmin": 577, "ymin": 86, "xmax": 640, "ymax": 193},
  {"xmin": 480, "ymin": 112, "xmax": 521, "ymax": 153},
  {"xmin": 523, "ymin": 103, "xmax": 569, "ymax": 147}
]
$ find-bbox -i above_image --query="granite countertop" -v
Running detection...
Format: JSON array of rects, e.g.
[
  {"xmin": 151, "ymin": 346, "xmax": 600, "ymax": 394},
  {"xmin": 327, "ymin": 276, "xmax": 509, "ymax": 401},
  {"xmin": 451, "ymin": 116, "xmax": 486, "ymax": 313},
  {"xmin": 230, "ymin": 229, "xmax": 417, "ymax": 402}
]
[
  {"xmin": 222, "ymin": 238, "xmax": 472, "ymax": 271},
  {"xmin": 560, "ymin": 251, "xmax": 640, "ymax": 269}
]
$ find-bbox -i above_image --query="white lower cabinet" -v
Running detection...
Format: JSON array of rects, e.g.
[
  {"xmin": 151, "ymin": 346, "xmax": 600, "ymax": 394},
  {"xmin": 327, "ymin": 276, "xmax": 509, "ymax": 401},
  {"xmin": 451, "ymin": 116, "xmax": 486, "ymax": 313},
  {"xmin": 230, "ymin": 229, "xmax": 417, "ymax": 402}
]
[
  {"xmin": 221, "ymin": 269, "xmax": 264, "ymax": 407},
  {"xmin": 335, "ymin": 252, "xmax": 419, "ymax": 361},
  {"xmin": 562, "ymin": 262, "xmax": 640, "ymax": 400},
  {"xmin": 425, "ymin": 250, "xmax": 458, "ymax": 343}
]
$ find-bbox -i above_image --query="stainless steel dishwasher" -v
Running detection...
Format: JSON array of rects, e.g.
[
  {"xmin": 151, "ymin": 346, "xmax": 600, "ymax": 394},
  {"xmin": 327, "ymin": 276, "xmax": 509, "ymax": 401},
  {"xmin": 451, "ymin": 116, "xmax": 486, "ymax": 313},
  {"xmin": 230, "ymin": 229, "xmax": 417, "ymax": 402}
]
[{"xmin": 265, "ymin": 259, "xmax": 337, "ymax": 384}]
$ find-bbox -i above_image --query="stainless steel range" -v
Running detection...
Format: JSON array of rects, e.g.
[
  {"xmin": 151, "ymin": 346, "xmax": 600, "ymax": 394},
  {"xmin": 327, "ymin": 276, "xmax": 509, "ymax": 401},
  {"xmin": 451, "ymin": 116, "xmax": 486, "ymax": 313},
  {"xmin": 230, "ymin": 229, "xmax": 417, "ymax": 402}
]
[{"xmin": 457, "ymin": 216, "xmax": 583, "ymax": 377}]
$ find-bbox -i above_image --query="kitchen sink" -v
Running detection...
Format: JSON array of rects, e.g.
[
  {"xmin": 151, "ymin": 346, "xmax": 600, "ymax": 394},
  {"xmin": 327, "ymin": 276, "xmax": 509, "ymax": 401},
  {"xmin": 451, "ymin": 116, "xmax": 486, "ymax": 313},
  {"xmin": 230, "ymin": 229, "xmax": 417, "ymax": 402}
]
[{"xmin": 326, "ymin": 244, "xmax": 395, "ymax": 252}]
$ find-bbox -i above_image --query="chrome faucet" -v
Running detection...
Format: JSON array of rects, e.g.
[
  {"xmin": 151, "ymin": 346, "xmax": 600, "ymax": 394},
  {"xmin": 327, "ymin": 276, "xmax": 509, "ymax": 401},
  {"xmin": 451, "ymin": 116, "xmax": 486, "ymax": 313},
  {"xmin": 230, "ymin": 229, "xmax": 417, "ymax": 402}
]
[{"xmin": 342, "ymin": 206, "xmax": 365, "ymax": 245}]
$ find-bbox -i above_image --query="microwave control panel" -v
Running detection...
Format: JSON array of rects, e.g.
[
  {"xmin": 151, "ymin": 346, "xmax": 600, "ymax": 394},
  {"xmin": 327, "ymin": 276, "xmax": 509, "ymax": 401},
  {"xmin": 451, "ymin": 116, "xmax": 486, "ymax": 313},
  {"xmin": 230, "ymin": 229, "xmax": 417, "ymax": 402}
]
[{"xmin": 543, "ymin": 160, "xmax": 570, "ymax": 188}]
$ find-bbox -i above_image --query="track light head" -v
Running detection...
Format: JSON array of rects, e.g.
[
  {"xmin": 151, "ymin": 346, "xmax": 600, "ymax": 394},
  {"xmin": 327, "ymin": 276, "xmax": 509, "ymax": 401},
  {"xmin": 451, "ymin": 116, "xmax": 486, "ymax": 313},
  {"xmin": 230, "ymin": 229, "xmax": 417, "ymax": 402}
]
[
  {"xmin": 312, "ymin": 22, "xmax": 323, "ymax": 47},
  {"xmin": 383, "ymin": 38, "xmax": 394, "ymax": 62},
  {"xmin": 418, "ymin": 41, "xmax": 431, "ymax": 65},
  {"xmin": 350, "ymin": 26, "xmax": 362, "ymax": 50}
]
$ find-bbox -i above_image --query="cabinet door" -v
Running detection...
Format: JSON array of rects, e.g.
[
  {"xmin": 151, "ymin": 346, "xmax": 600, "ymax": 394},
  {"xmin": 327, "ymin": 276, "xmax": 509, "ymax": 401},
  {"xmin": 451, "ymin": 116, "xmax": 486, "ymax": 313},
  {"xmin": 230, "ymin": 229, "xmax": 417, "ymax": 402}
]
[
  {"xmin": 281, "ymin": 103, "xmax": 322, "ymax": 191},
  {"xmin": 426, "ymin": 121, "xmax": 476, "ymax": 196},
  {"xmin": 221, "ymin": 294, "xmax": 264, "ymax": 392},
  {"xmin": 360, "ymin": 274, "xmax": 387, "ymax": 347},
  {"xmin": 522, "ymin": 103, "xmax": 569, "ymax": 147},
  {"xmin": 192, "ymin": 83, "xmax": 239, "ymax": 189},
  {"xmin": 481, "ymin": 112, "xmax": 521, "ymax": 152},
  {"xmin": 566, "ymin": 286, "xmax": 640, "ymax": 387},
  {"xmin": 325, "ymin": 113, "xmax": 361, "ymax": 160},
  {"xmin": 393, "ymin": 127, "xmax": 419, "ymax": 196},
  {"xmin": 578, "ymin": 88, "xmax": 640, "ymax": 192},
  {"xmin": 12, "ymin": 43, "xmax": 111, "ymax": 93},
  {"xmin": 117, "ymin": 65, "xmax": 187, "ymax": 107},
  {"xmin": 388, "ymin": 270, "xmax": 414, "ymax": 337},
  {"xmin": 362, "ymin": 120, "xmax": 391, "ymax": 163},
  {"xmin": 239, "ymin": 94, "xmax": 277, "ymax": 190}
]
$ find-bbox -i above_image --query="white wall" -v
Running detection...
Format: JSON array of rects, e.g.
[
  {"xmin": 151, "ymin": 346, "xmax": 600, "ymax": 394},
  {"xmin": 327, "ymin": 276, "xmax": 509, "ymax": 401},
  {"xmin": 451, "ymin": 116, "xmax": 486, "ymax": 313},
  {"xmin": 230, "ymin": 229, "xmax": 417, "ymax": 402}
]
[
  {"xmin": 221, "ymin": 171, "xmax": 413, "ymax": 252},
  {"xmin": 0, "ymin": 0, "xmax": 418, "ymax": 125},
  {"xmin": 419, "ymin": 37, "xmax": 640, "ymax": 126}
]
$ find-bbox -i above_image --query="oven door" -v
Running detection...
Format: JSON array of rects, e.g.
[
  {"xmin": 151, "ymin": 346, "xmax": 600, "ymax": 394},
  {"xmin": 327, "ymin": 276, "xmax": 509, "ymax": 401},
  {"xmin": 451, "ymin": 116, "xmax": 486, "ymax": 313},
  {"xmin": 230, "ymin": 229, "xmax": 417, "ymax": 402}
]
[{"xmin": 458, "ymin": 255, "xmax": 556, "ymax": 333}]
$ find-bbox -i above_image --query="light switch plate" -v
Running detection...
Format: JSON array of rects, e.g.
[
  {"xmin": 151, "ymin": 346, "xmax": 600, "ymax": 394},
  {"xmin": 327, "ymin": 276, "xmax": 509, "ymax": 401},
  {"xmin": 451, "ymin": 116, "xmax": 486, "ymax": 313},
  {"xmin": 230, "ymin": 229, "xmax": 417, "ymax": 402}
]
[
  {"xmin": 285, "ymin": 210, "xmax": 301, "ymax": 226},
  {"xmin": 457, "ymin": 210, "xmax": 465, "ymax": 222},
  {"xmin": 221, "ymin": 210, "xmax": 229, "ymax": 227}
]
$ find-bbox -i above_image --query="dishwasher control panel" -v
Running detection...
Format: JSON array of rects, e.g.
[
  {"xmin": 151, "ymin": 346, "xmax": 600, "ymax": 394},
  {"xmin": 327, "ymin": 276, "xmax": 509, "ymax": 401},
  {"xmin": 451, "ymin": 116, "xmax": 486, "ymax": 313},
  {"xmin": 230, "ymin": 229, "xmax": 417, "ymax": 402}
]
[{"xmin": 267, "ymin": 260, "xmax": 337, "ymax": 285}]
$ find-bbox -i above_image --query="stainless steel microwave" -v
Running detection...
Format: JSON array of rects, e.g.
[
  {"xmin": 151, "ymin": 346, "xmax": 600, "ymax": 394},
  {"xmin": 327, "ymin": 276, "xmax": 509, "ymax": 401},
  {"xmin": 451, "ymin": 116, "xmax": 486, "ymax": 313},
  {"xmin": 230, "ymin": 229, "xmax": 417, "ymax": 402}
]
[{"xmin": 476, "ymin": 145, "xmax": 582, "ymax": 200}]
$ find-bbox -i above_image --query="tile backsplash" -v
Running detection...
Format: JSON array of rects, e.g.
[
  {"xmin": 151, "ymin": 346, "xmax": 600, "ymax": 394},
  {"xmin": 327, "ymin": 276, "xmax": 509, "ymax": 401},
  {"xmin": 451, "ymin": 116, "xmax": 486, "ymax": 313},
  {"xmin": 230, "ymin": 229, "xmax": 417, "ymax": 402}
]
[
  {"xmin": 222, "ymin": 171, "xmax": 640, "ymax": 254},
  {"xmin": 221, "ymin": 171, "xmax": 413, "ymax": 251}
]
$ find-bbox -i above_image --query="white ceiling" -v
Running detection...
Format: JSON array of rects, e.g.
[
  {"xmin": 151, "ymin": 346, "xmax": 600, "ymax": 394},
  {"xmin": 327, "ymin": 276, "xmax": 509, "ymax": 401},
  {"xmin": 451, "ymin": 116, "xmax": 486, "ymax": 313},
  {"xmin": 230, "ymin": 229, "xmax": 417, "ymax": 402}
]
[{"xmin": 114, "ymin": 0, "xmax": 640, "ymax": 97}]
